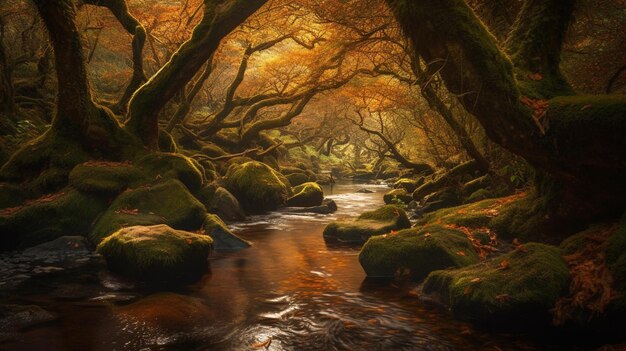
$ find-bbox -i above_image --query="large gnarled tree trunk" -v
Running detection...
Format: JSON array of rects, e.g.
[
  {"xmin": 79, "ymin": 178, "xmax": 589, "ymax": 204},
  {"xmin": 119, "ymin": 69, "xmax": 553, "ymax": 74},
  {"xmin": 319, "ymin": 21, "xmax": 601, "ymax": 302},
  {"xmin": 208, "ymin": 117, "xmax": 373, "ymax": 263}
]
[{"xmin": 386, "ymin": 0, "xmax": 626, "ymax": 220}]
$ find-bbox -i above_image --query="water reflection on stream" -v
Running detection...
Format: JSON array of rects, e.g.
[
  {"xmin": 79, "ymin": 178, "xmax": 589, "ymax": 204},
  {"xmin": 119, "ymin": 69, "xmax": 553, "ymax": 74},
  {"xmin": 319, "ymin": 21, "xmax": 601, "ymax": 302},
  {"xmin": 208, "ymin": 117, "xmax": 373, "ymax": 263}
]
[{"xmin": 3, "ymin": 182, "xmax": 545, "ymax": 350}]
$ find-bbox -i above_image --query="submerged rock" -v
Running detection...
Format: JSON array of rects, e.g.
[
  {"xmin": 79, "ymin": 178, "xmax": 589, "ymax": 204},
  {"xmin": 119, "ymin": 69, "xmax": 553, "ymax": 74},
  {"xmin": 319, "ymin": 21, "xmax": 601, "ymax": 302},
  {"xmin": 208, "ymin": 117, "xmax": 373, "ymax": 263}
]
[
  {"xmin": 356, "ymin": 188, "xmax": 374, "ymax": 193},
  {"xmin": 225, "ymin": 161, "xmax": 292, "ymax": 213},
  {"xmin": 97, "ymin": 224, "xmax": 213, "ymax": 284},
  {"xmin": 359, "ymin": 225, "xmax": 479, "ymax": 279},
  {"xmin": 116, "ymin": 292, "xmax": 215, "ymax": 332},
  {"xmin": 285, "ymin": 198, "xmax": 338, "ymax": 214},
  {"xmin": 423, "ymin": 243, "xmax": 570, "ymax": 327},
  {"xmin": 287, "ymin": 182, "xmax": 324, "ymax": 207},
  {"xmin": 89, "ymin": 179, "xmax": 207, "ymax": 244},
  {"xmin": 0, "ymin": 304, "xmax": 56, "ymax": 332},
  {"xmin": 323, "ymin": 205, "xmax": 411, "ymax": 244}
]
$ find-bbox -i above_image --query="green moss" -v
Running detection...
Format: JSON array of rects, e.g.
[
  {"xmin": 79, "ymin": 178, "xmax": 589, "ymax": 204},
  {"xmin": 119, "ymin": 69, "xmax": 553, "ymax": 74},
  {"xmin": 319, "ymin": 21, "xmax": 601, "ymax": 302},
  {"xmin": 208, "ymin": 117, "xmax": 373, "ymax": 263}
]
[
  {"xmin": 89, "ymin": 179, "xmax": 207, "ymax": 244},
  {"xmin": 423, "ymin": 243, "xmax": 570, "ymax": 326},
  {"xmin": 280, "ymin": 166, "xmax": 306, "ymax": 175},
  {"xmin": 202, "ymin": 213, "xmax": 250, "ymax": 250},
  {"xmin": 200, "ymin": 143, "xmax": 227, "ymax": 158},
  {"xmin": 394, "ymin": 178, "xmax": 423, "ymax": 193},
  {"xmin": 206, "ymin": 187, "xmax": 245, "ymax": 221},
  {"xmin": 97, "ymin": 224, "xmax": 212, "ymax": 284},
  {"xmin": 286, "ymin": 172, "xmax": 309, "ymax": 187},
  {"xmin": 466, "ymin": 188, "xmax": 495, "ymax": 203},
  {"xmin": 415, "ymin": 198, "xmax": 500, "ymax": 228},
  {"xmin": 359, "ymin": 225, "xmax": 479, "ymax": 279},
  {"xmin": 0, "ymin": 188, "xmax": 107, "ymax": 250},
  {"xmin": 323, "ymin": 205, "xmax": 411, "ymax": 244},
  {"xmin": 135, "ymin": 152, "xmax": 205, "ymax": 192},
  {"xmin": 287, "ymin": 182, "xmax": 324, "ymax": 207},
  {"xmin": 69, "ymin": 161, "xmax": 146, "ymax": 194},
  {"xmin": 383, "ymin": 188, "xmax": 413, "ymax": 205},
  {"xmin": 224, "ymin": 161, "xmax": 292, "ymax": 213}
]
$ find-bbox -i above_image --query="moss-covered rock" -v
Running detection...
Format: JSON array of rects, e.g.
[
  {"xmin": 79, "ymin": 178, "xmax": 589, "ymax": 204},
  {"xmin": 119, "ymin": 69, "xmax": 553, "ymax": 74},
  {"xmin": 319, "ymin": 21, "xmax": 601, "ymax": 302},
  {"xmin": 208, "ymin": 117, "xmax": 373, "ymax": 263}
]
[
  {"xmin": 97, "ymin": 224, "xmax": 212, "ymax": 284},
  {"xmin": 224, "ymin": 161, "xmax": 292, "ymax": 213},
  {"xmin": 135, "ymin": 153, "xmax": 205, "ymax": 192},
  {"xmin": 383, "ymin": 188, "xmax": 413, "ymax": 205},
  {"xmin": 0, "ymin": 188, "xmax": 107, "ymax": 250},
  {"xmin": 89, "ymin": 179, "xmax": 207, "ymax": 244},
  {"xmin": 287, "ymin": 182, "xmax": 324, "ymax": 207},
  {"xmin": 200, "ymin": 143, "xmax": 227, "ymax": 158},
  {"xmin": 206, "ymin": 187, "xmax": 245, "ymax": 222},
  {"xmin": 394, "ymin": 178, "xmax": 423, "ymax": 193},
  {"xmin": 323, "ymin": 205, "xmax": 411, "ymax": 244},
  {"xmin": 285, "ymin": 172, "xmax": 309, "ymax": 187},
  {"xmin": 202, "ymin": 214, "xmax": 250, "ymax": 250},
  {"xmin": 359, "ymin": 225, "xmax": 479, "ymax": 279},
  {"xmin": 466, "ymin": 188, "xmax": 495, "ymax": 203},
  {"xmin": 68, "ymin": 161, "xmax": 146, "ymax": 194},
  {"xmin": 423, "ymin": 243, "xmax": 570, "ymax": 326},
  {"xmin": 280, "ymin": 166, "xmax": 306, "ymax": 175},
  {"xmin": 0, "ymin": 183, "xmax": 27, "ymax": 209}
]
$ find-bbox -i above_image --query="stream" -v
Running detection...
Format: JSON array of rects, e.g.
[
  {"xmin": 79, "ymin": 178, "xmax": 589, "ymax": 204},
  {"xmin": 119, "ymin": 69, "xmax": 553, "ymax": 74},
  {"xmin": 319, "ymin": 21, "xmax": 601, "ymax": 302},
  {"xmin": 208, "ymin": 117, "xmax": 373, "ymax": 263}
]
[{"xmin": 1, "ymin": 182, "xmax": 568, "ymax": 350}]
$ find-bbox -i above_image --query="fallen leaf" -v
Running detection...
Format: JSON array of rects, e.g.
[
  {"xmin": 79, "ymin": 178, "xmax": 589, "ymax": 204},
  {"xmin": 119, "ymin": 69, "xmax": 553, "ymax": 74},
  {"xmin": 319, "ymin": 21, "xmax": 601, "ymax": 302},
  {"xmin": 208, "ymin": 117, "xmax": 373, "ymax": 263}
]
[
  {"xmin": 470, "ymin": 277, "xmax": 482, "ymax": 283},
  {"xmin": 528, "ymin": 72, "xmax": 543, "ymax": 81},
  {"xmin": 499, "ymin": 259, "xmax": 509, "ymax": 270},
  {"xmin": 495, "ymin": 294, "xmax": 510, "ymax": 302},
  {"xmin": 456, "ymin": 251, "xmax": 466, "ymax": 256},
  {"xmin": 252, "ymin": 337, "xmax": 272, "ymax": 349},
  {"xmin": 580, "ymin": 104, "xmax": 592, "ymax": 111}
]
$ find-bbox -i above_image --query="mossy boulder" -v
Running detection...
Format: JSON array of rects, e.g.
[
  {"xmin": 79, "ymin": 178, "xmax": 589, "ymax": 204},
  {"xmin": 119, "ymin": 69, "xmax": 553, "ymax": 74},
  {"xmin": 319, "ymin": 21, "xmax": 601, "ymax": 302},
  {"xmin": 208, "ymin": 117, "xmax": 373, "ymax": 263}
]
[
  {"xmin": 202, "ymin": 214, "xmax": 250, "ymax": 250},
  {"xmin": 0, "ymin": 188, "xmax": 107, "ymax": 250},
  {"xmin": 323, "ymin": 205, "xmax": 411, "ymax": 244},
  {"xmin": 423, "ymin": 243, "xmax": 570, "ymax": 326},
  {"xmin": 383, "ymin": 188, "xmax": 413, "ymax": 205},
  {"xmin": 280, "ymin": 166, "xmax": 306, "ymax": 175},
  {"xmin": 135, "ymin": 153, "xmax": 204, "ymax": 192},
  {"xmin": 394, "ymin": 178, "xmax": 423, "ymax": 193},
  {"xmin": 224, "ymin": 161, "xmax": 292, "ymax": 213},
  {"xmin": 359, "ymin": 225, "xmax": 479, "ymax": 279},
  {"xmin": 286, "ymin": 172, "xmax": 309, "ymax": 187},
  {"xmin": 287, "ymin": 182, "xmax": 324, "ymax": 207},
  {"xmin": 208, "ymin": 187, "xmax": 246, "ymax": 221},
  {"xmin": 68, "ymin": 161, "xmax": 146, "ymax": 194},
  {"xmin": 97, "ymin": 224, "xmax": 212, "ymax": 284},
  {"xmin": 89, "ymin": 179, "xmax": 207, "ymax": 244}
]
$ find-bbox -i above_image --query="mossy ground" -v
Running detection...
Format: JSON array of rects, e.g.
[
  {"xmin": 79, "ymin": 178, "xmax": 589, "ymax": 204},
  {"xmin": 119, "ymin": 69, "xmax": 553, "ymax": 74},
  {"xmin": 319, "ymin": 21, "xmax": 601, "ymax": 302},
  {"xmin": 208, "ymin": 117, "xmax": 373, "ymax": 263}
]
[
  {"xmin": 359, "ymin": 225, "xmax": 479, "ymax": 279},
  {"xmin": 224, "ymin": 161, "xmax": 292, "ymax": 213},
  {"xmin": 323, "ymin": 205, "xmax": 411, "ymax": 244},
  {"xmin": 287, "ymin": 182, "xmax": 324, "ymax": 207},
  {"xmin": 97, "ymin": 224, "xmax": 212, "ymax": 284},
  {"xmin": 89, "ymin": 179, "xmax": 207, "ymax": 244},
  {"xmin": 423, "ymin": 243, "xmax": 570, "ymax": 327}
]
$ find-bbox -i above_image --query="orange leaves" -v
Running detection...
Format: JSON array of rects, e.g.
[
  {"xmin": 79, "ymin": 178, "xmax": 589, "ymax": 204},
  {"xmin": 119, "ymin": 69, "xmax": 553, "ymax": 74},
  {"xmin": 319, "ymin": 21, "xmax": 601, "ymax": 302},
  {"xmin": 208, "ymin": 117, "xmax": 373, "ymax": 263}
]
[
  {"xmin": 445, "ymin": 224, "xmax": 498, "ymax": 260},
  {"xmin": 495, "ymin": 294, "xmax": 510, "ymax": 303},
  {"xmin": 520, "ymin": 95, "xmax": 550, "ymax": 136},
  {"xmin": 580, "ymin": 104, "xmax": 593, "ymax": 111},
  {"xmin": 456, "ymin": 251, "xmax": 467, "ymax": 256},
  {"xmin": 499, "ymin": 259, "xmax": 510, "ymax": 270},
  {"xmin": 470, "ymin": 277, "xmax": 482, "ymax": 283},
  {"xmin": 527, "ymin": 72, "xmax": 543, "ymax": 81},
  {"xmin": 513, "ymin": 238, "xmax": 528, "ymax": 253},
  {"xmin": 115, "ymin": 208, "xmax": 139, "ymax": 215}
]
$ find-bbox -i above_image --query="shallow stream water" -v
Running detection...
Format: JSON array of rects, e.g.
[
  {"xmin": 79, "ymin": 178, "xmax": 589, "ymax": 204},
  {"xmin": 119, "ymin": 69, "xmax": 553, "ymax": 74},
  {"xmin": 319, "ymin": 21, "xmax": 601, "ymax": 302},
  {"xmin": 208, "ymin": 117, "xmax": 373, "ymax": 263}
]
[{"xmin": 1, "ymin": 182, "xmax": 574, "ymax": 350}]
